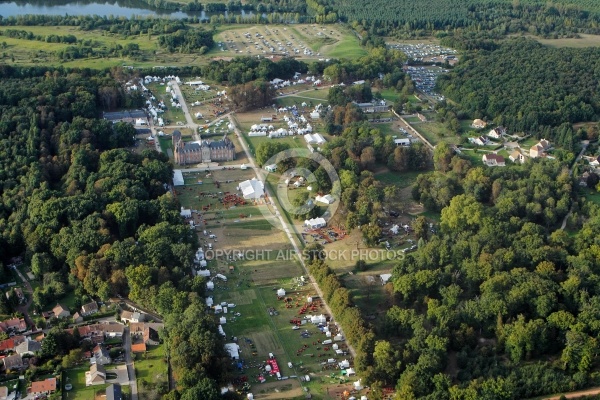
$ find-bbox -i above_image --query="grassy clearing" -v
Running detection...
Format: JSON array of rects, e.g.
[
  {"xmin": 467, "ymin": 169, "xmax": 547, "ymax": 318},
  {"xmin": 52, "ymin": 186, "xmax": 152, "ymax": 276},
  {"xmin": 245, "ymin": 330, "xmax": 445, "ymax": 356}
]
[
  {"xmin": 375, "ymin": 170, "xmax": 422, "ymax": 188},
  {"xmin": 64, "ymin": 366, "xmax": 108, "ymax": 400},
  {"xmin": 580, "ymin": 188, "xmax": 600, "ymax": 206},
  {"xmin": 411, "ymin": 121, "xmax": 461, "ymax": 146},
  {"xmin": 524, "ymin": 33, "xmax": 600, "ymax": 48},
  {"xmin": 135, "ymin": 345, "xmax": 167, "ymax": 382}
]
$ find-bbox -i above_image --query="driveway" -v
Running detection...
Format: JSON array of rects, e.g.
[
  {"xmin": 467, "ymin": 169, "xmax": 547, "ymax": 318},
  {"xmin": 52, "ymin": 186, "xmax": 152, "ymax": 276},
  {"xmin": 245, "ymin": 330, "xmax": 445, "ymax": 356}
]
[
  {"xmin": 123, "ymin": 326, "xmax": 138, "ymax": 400},
  {"xmin": 106, "ymin": 364, "xmax": 130, "ymax": 385}
]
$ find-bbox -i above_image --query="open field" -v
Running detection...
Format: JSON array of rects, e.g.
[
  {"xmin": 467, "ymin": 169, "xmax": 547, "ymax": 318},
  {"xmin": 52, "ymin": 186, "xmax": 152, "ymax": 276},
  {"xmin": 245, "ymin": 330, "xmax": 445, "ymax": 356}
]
[
  {"xmin": 411, "ymin": 121, "xmax": 461, "ymax": 146},
  {"xmin": 211, "ymin": 24, "xmax": 365, "ymax": 60},
  {"xmin": 522, "ymin": 33, "xmax": 600, "ymax": 48}
]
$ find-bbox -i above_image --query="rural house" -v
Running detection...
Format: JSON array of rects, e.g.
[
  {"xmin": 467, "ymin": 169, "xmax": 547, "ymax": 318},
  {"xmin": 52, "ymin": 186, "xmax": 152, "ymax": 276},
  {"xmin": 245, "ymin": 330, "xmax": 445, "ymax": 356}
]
[
  {"xmin": 92, "ymin": 344, "xmax": 111, "ymax": 365},
  {"xmin": 2, "ymin": 354, "xmax": 23, "ymax": 371},
  {"xmin": 81, "ymin": 301, "xmax": 99, "ymax": 316},
  {"xmin": 121, "ymin": 311, "xmax": 144, "ymax": 324},
  {"xmin": 52, "ymin": 304, "xmax": 70, "ymax": 319},
  {"xmin": 15, "ymin": 339, "xmax": 41, "ymax": 356},
  {"xmin": 86, "ymin": 363, "xmax": 106, "ymax": 386},
  {"xmin": 30, "ymin": 378, "xmax": 57, "ymax": 396},
  {"xmin": 106, "ymin": 384, "xmax": 122, "ymax": 400},
  {"xmin": 509, "ymin": 150, "xmax": 526, "ymax": 164},
  {"xmin": 482, "ymin": 154, "xmax": 506, "ymax": 167},
  {"xmin": 530, "ymin": 139, "xmax": 551, "ymax": 158},
  {"xmin": 471, "ymin": 119, "xmax": 487, "ymax": 129},
  {"xmin": 487, "ymin": 126, "xmax": 506, "ymax": 139}
]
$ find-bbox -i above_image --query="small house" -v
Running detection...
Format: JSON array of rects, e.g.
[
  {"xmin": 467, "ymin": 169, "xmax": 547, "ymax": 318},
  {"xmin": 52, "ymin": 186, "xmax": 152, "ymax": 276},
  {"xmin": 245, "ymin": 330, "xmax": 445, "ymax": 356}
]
[
  {"xmin": 92, "ymin": 344, "xmax": 111, "ymax": 365},
  {"xmin": 81, "ymin": 301, "xmax": 99, "ymax": 316},
  {"xmin": 86, "ymin": 363, "xmax": 106, "ymax": 386},
  {"xmin": 53, "ymin": 304, "xmax": 70, "ymax": 319},
  {"xmin": 509, "ymin": 150, "xmax": 525, "ymax": 164},
  {"xmin": 2, "ymin": 354, "xmax": 23, "ymax": 371},
  {"xmin": 15, "ymin": 339, "xmax": 41, "ymax": 356},
  {"xmin": 471, "ymin": 119, "xmax": 487, "ymax": 129},
  {"xmin": 482, "ymin": 154, "xmax": 506, "ymax": 167},
  {"xmin": 315, "ymin": 194, "xmax": 335, "ymax": 205},
  {"xmin": 30, "ymin": 378, "xmax": 57, "ymax": 396}
]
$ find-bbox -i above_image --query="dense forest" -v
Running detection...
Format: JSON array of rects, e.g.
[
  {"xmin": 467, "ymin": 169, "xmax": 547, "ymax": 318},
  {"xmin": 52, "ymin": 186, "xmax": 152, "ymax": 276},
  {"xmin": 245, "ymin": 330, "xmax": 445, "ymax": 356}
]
[
  {"xmin": 0, "ymin": 66, "xmax": 229, "ymax": 399},
  {"xmin": 436, "ymin": 38, "xmax": 600, "ymax": 149},
  {"xmin": 361, "ymin": 147, "xmax": 600, "ymax": 398}
]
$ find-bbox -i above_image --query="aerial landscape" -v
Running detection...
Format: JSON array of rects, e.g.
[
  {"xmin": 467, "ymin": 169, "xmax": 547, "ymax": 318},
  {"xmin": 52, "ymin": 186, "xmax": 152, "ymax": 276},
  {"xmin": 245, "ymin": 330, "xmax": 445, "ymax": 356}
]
[{"xmin": 2, "ymin": 0, "xmax": 600, "ymax": 399}]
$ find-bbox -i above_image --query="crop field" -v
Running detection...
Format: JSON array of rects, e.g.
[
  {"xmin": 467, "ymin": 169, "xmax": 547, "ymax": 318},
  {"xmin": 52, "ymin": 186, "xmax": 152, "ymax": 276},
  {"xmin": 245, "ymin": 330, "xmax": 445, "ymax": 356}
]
[{"xmin": 211, "ymin": 24, "xmax": 365, "ymax": 60}]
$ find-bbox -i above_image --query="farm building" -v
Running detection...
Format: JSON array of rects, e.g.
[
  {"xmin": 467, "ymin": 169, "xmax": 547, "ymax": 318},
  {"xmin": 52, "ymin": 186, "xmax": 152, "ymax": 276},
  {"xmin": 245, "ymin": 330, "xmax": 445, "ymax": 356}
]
[
  {"xmin": 225, "ymin": 343, "xmax": 240, "ymax": 360},
  {"xmin": 239, "ymin": 179, "xmax": 265, "ymax": 200},
  {"xmin": 173, "ymin": 170, "xmax": 185, "ymax": 186},
  {"xmin": 315, "ymin": 194, "xmax": 335, "ymax": 204},
  {"xmin": 305, "ymin": 217, "xmax": 326, "ymax": 229}
]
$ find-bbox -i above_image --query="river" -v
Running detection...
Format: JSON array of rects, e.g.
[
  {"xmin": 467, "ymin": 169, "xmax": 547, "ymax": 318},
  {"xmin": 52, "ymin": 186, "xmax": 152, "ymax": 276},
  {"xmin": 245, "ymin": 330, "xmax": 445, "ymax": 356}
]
[{"xmin": 0, "ymin": 0, "xmax": 257, "ymax": 19}]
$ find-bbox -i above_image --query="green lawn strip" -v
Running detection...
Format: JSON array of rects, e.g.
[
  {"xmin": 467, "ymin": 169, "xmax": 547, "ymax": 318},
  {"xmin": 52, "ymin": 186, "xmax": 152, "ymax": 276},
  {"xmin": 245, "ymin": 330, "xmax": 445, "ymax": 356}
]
[{"xmin": 135, "ymin": 344, "xmax": 167, "ymax": 382}]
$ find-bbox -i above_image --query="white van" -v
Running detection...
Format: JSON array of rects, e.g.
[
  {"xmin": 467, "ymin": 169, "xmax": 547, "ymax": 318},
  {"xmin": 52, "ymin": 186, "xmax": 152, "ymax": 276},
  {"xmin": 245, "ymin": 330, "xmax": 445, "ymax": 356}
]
[{"xmin": 208, "ymin": 243, "xmax": 213, "ymax": 250}]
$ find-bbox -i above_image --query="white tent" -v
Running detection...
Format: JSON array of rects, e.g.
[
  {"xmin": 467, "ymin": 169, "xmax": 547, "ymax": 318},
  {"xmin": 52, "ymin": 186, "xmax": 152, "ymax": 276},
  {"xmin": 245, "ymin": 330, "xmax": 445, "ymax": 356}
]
[
  {"xmin": 239, "ymin": 179, "xmax": 265, "ymax": 200},
  {"xmin": 206, "ymin": 297, "xmax": 213, "ymax": 306},
  {"xmin": 311, "ymin": 314, "xmax": 326, "ymax": 324},
  {"xmin": 390, "ymin": 225, "xmax": 400, "ymax": 235},
  {"xmin": 180, "ymin": 208, "xmax": 192, "ymax": 218},
  {"xmin": 199, "ymin": 260, "xmax": 207, "ymax": 268},
  {"xmin": 334, "ymin": 334, "xmax": 344, "ymax": 341},
  {"xmin": 380, "ymin": 274, "xmax": 392, "ymax": 285},
  {"xmin": 315, "ymin": 194, "xmax": 335, "ymax": 204},
  {"xmin": 305, "ymin": 217, "xmax": 326, "ymax": 229},
  {"xmin": 347, "ymin": 368, "xmax": 356, "ymax": 376},
  {"xmin": 197, "ymin": 269, "xmax": 210, "ymax": 277},
  {"xmin": 173, "ymin": 170, "xmax": 184, "ymax": 186},
  {"xmin": 225, "ymin": 343, "xmax": 240, "ymax": 360},
  {"xmin": 218, "ymin": 325, "xmax": 226, "ymax": 336},
  {"xmin": 277, "ymin": 288, "xmax": 286, "ymax": 296},
  {"xmin": 353, "ymin": 380, "xmax": 363, "ymax": 390},
  {"xmin": 240, "ymin": 164, "xmax": 248, "ymax": 170},
  {"xmin": 265, "ymin": 164, "xmax": 277, "ymax": 172},
  {"xmin": 220, "ymin": 316, "xmax": 227, "ymax": 324},
  {"xmin": 207, "ymin": 281, "xmax": 215, "ymax": 290},
  {"xmin": 332, "ymin": 344, "xmax": 339, "ymax": 350},
  {"xmin": 339, "ymin": 359, "xmax": 350, "ymax": 369},
  {"xmin": 214, "ymin": 304, "xmax": 223, "ymax": 313}
]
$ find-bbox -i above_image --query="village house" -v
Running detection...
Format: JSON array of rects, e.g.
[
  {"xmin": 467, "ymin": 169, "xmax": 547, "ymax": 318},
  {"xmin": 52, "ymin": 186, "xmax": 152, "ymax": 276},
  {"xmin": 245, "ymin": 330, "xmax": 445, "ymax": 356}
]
[
  {"xmin": 92, "ymin": 344, "xmax": 111, "ymax": 365},
  {"xmin": 52, "ymin": 304, "xmax": 70, "ymax": 319},
  {"xmin": 120, "ymin": 311, "xmax": 144, "ymax": 324},
  {"xmin": 81, "ymin": 301, "xmax": 99, "ymax": 316},
  {"xmin": 472, "ymin": 119, "xmax": 487, "ymax": 129},
  {"xmin": 530, "ymin": 139, "xmax": 551, "ymax": 158},
  {"xmin": 2, "ymin": 354, "xmax": 23, "ymax": 371},
  {"xmin": 509, "ymin": 150, "xmax": 526, "ymax": 164},
  {"xmin": 106, "ymin": 384, "xmax": 122, "ymax": 400},
  {"xmin": 130, "ymin": 323, "xmax": 163, "ymax": 346},
  {"xmin": 86, "ymin": 363, "xmax": 106, "ymax": 386},
  {"xmin": 172, "ymin": 130, "xmax": 235, "ymax": 166},
  {"xmin": 73, "ymin": 312, "xmax": 84, "ymax": 324},
  {"xmin": 0, "ymin": 337, "xmax": 23, "ymax": 354},
  {"xmin": 487, "ymin": 126, "xmax": 506, "ymax": 139},
  {"xmin": 482, "ymin": 154, "xmax": 506, "ymax": 167},
  {"xmin": 471, "ymin": 136, "xmax": 488, "ymax": 146},
  {"xmin": 0, "ymin": 318, "xmax": 27, "ymax": 333},
  {"xmin": 354, "ymin": 101, "xmax": 389, "ymax": 113},
  {"xmin": 15, "ymin": 339, "xmax": 41, "ymax": 356},
  {"xmin": 30, "ymin": 378, "xmax": 57, "ymax": 396}
]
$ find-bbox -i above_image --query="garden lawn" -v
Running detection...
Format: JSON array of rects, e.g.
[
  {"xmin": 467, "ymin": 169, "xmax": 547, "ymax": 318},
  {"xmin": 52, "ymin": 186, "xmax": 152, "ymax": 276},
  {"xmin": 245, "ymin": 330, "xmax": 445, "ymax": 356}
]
[{"xmin": 135, "ymin": 344, "xmax": 167, "ymax": 382}]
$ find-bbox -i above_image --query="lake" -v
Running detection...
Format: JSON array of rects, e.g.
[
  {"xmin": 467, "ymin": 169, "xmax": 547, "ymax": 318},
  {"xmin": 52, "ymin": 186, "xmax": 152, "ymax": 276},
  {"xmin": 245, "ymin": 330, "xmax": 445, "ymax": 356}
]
[{"xmin": 0, "ymin": 0, "xmax": 256, "ymax": 19}]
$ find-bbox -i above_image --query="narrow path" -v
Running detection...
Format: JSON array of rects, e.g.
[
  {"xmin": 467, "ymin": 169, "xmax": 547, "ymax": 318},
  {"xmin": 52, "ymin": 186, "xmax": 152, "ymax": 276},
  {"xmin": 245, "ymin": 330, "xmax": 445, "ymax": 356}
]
[
  {"xmin": 11, "ymin": 266, "xmax": 34, "ymax": 327},
  {"xmin": 542, "ymin": 387, "xmax": 600, "ymax": 400}
]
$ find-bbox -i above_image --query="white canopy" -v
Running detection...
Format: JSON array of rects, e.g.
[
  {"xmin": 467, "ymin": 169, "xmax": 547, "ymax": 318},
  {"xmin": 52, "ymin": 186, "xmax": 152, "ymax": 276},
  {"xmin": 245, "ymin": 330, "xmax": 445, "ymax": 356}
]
[
  {"xmin": 305, "ymin": 217, "xmax": 326, "ymax": 229},
  {"xmin": 206, "ymin": 297, "xmax": 213, "ymax": 306},
  {"xmin": 315, "ymin": 194, "xmax": 335, "ymax": 204},
  {"xmin": 239, "ymin": 179, "xmax": 264, "ymax": 200},
  {"xmin": 277, "ymin": 288, "xmax": 286, "ymax": 296},
  {"xmin": 173, "ymin": 170, "xmax": 184, "ymax": 186},
  {"xmin": 206, "ymin": 281, "xmax": 215, "ymax": 290},
  {"xmin": 225, "ymin": 343, "xmax": 240, "ymax": 359}
]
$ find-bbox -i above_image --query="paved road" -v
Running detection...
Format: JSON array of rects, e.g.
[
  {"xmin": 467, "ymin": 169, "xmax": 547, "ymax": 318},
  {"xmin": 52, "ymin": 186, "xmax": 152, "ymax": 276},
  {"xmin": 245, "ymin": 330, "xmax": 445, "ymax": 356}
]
[
  {"xmin": 11, "ymin": 266, "xmax": 34, "ymax": 327},
  {"xmin": 123, "ymin": 326, "xmax": 139, "ymax": 400},
  {"xmin": 227, "ymin": 113, "xmax": 357, "ymax": 359}
]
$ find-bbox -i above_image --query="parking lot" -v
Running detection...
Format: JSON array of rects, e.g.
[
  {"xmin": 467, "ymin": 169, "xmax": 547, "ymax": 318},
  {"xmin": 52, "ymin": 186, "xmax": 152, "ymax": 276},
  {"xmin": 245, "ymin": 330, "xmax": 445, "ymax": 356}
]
[
  {"xmin": 388, "ymin": 42, "xmax": 458, "ymax": 64},
  {"xmin": 405, "ymin": 65, "xmax": 449, "ymax": 101}
]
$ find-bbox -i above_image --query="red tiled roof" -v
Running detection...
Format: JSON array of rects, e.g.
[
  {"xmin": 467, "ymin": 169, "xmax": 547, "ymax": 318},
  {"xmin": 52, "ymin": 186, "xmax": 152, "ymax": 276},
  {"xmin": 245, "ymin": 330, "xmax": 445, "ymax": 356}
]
[{"xmin": 30, "ymin": 378, "xmax": 56, "ymax": 394}]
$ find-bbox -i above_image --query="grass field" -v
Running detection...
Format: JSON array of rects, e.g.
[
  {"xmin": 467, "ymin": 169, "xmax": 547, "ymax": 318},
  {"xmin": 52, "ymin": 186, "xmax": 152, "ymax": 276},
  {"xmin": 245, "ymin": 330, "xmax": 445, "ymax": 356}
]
[
  {"xmin": 524, "ymin": 33, "xmax": 600, "ymax": 48},
  {"xmin": 135, "ymin": 344, "xmax": 168, "ymax": 387},
  {"xmin": 411, "ymin": 121, "xmax": 461, "ymax": 146},
  {"xmin": 375, "ymin": 170, "xmax": 422, "ymax": 188}
]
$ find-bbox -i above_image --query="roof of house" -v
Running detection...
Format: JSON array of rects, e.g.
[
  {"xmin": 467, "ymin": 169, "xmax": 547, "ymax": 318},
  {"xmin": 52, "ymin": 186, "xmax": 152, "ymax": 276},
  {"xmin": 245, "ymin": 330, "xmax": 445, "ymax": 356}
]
[
  {"xmin": 81, "ymin": 302, "xmax": 98, "ymax": 314},
  {"xmin": 73, "ymin": 312, "xmax": 83, "ymax": 320},
  {"xmin": 52, "ymin": 304, "xmax": 69, "ymax": 316},
  {"xmin": 2, "ymin": 354, "xmax": 22, "ymax": 370},
  {"xmin": 530, "ymin": 144, "xmax": 544, "ymax": 152},
  {"xmin": 30, "ymin": 378, "xmax": 56, "ymax": 394},
  {"xmin": 120, "ymin": 311, "xmax": 133, "ymax": 321},
  {"xmin": 0, "ymin": 318, "xmax": 26, "ymax": 332},
  {"xmin": 15, "ymin": 339, "xmax": 41, "ymax": 355},
  {"xmin": 0, "ymin": 339, "xmax": 15, "ymax": 352},
  {"xmin": 143, "ymin": 327, "xmax": 159, "ymax": 344},
  {"xmin": 483, "ymin": 154, "xmax": 505, "ymax": 162},
  {"xmin": 90, "ymin": 363, "xmax": 106, "ymax": 375},
  {"xmin": 102, "ymin": 323, "xmax": 125, "ymax": 335},
  {"xmin": 131, "ymin": 343, "xmax": 147, "ymax": 353},
  {"xmin": 106, "ymin": 384, "xmax": 122, "ymax": 400},
  {"xmin": 510, "ymin": 150, "xmax": 522, "ymax": 159}
]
